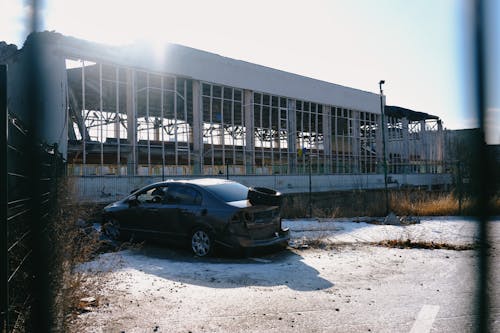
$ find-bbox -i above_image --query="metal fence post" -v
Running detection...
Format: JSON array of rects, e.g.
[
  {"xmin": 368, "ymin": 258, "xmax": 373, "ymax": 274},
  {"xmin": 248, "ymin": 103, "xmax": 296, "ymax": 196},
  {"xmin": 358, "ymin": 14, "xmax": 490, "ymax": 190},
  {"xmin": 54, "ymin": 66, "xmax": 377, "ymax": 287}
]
[
  {"xmin": 457, "ymin": 161, "xmax": 462, "ymax": 214},
  {"xmin": 308, "ymin": 156, "xmax": 312, "ymax": 217},
  {"xmin": 0, "ymin": 63, "xmax": 8, "ymax": 333},
  {"xmin": 472, "ymin": 1, "xmax": 491, "ymax": 331}
]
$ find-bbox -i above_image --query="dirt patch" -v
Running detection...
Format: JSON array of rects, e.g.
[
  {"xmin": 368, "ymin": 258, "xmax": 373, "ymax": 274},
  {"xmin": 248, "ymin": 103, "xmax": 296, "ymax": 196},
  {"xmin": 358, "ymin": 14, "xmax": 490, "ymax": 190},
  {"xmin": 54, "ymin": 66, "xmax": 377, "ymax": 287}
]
[
  {"xmin": 291, "ymin": 237, "xmax": 478, "ymax": 251},
  {"xmin": 290, "ymin": 238, "xmax": 358, "ymax": 251},
  {"xmin": 373, "ymin": 239, "xmax": 477, "ymax": 251}
]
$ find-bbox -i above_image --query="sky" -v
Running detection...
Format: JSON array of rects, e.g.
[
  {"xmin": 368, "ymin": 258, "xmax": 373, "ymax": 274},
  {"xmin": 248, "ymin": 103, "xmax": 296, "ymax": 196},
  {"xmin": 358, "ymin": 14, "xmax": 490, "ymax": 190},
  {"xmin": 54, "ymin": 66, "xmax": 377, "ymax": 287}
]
[{"xmin": 1, "ymin": 0, "xmax": 499, "ymax": 144}]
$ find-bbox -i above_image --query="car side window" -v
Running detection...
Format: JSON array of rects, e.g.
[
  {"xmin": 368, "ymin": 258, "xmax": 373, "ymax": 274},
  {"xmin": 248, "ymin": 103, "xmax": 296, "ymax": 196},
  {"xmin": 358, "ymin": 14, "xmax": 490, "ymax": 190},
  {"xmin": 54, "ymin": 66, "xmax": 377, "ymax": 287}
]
[
  {"xmin": 137, "ymin": 186, "xmax": 167, "ymax": 204},
  {"xmin": 165, "ymin": 186, "xmax": 202, "ymax": 205}
]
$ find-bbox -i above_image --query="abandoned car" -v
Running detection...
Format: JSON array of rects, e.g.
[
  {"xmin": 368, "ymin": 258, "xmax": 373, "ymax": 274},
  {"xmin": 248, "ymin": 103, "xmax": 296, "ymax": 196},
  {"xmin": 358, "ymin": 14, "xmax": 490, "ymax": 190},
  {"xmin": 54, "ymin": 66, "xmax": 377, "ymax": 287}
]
[{"xmin": 102, "ymin": 178, "xmax": 289, "ymax": 256}]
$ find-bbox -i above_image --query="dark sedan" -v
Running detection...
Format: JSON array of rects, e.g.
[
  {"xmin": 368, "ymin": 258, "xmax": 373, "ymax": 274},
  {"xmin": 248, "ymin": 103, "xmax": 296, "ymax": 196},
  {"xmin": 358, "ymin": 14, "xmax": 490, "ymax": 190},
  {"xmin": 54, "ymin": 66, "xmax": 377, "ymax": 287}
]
[{"xmin": 102, "ymin": 178, "xmax": 290, "ymax": 256}]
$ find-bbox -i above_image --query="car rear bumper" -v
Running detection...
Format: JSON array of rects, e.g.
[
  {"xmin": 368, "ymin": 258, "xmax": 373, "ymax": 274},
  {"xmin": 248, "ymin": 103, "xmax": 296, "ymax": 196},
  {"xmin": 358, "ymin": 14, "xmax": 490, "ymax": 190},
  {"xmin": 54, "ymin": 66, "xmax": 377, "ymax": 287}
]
[{"xmin": 227, "ymin": 227, "xmax": 290, "ymax": 249}]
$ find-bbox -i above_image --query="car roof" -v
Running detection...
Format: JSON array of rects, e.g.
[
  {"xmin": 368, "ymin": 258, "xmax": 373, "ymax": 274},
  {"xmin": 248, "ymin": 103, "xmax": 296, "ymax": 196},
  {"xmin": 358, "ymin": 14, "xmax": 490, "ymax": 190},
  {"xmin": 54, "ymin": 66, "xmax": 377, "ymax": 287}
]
[{"xmin": 151, "ymin": 178, "xmax": 240, "ymax": 187}]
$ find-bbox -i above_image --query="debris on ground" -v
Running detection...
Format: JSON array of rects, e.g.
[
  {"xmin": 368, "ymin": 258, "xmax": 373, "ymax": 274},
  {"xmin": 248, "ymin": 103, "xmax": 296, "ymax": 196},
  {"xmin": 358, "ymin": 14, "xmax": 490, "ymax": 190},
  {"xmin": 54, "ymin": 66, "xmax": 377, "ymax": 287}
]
[
  {"xmin": 74, "ymin": 218, "xmax": 121, "ymax": 254},
  {"xmin": 288, "ymin": 239, "xmax": 310, "ymax": 249},
  {"xmin": 384, "ymin": 212, "xmax": 400, "ymax": 225},
  {"xmin": 78, "ymin": 297, "xmax": 98, "ymax": 313},
  {"xmin": 398, "ymin": 215, "xmax": 421, "ymax": 225},
  {"xmin": 373, "ymin": 213, "xmax": 421, "ymax": 226}
]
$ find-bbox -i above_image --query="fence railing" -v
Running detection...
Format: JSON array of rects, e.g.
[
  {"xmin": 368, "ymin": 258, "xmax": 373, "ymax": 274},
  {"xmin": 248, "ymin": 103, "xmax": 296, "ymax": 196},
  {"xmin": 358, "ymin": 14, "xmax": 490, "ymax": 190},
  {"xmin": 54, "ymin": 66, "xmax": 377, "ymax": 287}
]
[
  {"xmin": 1, "ymin": 102, "xmax": 65, "ymax": 331},
  {"xmin": 66, "ymin": 161, "xmax": 455, "ymax": 177}
]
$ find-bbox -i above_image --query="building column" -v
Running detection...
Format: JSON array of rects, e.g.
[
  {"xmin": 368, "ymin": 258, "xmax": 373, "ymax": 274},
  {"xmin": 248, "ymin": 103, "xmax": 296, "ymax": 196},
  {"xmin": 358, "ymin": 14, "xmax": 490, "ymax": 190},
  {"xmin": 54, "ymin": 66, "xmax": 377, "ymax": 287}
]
[
  {"xmin": 420, "ymin": 120, "xmax": 428, "ymax": 173},
  {"xmin": 126, "ymin": 69, "xmax": 137, "ymax": 176},
  {"xmin": 322, "ymin": 105, "xmax": 332, "ymax": 174},
  {"xmin": 244, "ymin": 90, "xmax": 255, "ymax": 174},
  {"xmin": 352, "ymin": 110, "xmax": 360, "ymax": 173},
  {"xmin": 375, "ymin": 114, "xmax": 384, "ymax": 173},
  {"xmin": 191, "ymin": 80, "xmax": 203, "ymax": 175},
  {"xmin": 437, "ymin": 120, "xmax": 444, "ymax": 164},
  {"xmin": 402, "ymin": 117, "xmax": 409, "ymax": 173},
  {"xmin": 287, "ymin": 99, "xmax": 297, "ymax": 174}
]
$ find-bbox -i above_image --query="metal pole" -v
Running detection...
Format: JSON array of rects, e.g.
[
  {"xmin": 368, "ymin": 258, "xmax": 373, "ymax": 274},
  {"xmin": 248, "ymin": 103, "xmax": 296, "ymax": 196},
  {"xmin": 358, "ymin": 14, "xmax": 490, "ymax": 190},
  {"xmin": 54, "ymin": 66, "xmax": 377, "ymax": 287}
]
[
  {"xmin": 379, "ymin": 80, "xmax": 389, "ymax": 215},
  {"xmin": 26, "ymin": 26, "xmax": 52, "ymax": 333},
  {"xmin": 308, "ymin": 156, "xmax": 312, "ymax": 217},
  {"xmin": 161, "ymin": 77, "xmax": 165, "ymax": 181},
  {"xmin": 472, "ymin": 0, "xmax": 490, "ymax": 331},
  {"xmin": 0, "ymin": 64, "xmax": 9, "ymax": 333},
  {"xmin": 457, "ymin": 160, "xmax": 462, "ymax": 214}
]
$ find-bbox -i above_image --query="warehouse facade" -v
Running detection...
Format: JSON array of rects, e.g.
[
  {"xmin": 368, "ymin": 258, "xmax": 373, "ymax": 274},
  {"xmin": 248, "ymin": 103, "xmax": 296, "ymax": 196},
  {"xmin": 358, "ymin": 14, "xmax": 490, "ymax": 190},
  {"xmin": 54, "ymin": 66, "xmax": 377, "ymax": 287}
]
[{"xmin": 1, "ymin": 32, "xmax": 447, "ymax": 195}]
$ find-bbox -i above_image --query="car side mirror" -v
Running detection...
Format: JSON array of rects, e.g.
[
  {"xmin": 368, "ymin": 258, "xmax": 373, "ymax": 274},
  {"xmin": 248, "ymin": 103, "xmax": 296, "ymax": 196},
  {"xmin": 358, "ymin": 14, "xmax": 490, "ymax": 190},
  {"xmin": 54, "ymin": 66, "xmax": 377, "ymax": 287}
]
[{"xmin": 127, "ymin": 195, "xmax": 138, "ymax": 206}]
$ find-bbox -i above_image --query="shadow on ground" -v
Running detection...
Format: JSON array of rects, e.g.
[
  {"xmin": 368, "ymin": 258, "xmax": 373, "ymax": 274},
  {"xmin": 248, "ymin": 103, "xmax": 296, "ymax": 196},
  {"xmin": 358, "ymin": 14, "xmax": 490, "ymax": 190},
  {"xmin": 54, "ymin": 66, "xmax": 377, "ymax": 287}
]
[{"xmin": 102, "ymin": 244, "xmax": 333, "ymax": 292}]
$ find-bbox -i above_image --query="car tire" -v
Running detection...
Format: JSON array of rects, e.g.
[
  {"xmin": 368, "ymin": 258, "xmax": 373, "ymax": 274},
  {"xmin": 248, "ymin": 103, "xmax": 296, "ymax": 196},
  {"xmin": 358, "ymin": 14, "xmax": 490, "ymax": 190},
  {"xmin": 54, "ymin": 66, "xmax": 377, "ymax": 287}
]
[
  {"xmin": 103, "ymin": 218, "xmax": 121, "ymax": 240},
  {"xmin": 248, "ymin": 187, "xmax": 282, "ymax": 207},
  {"xmin": 191, "ymin": 228, "xmax": 213, "ymax": 257}
]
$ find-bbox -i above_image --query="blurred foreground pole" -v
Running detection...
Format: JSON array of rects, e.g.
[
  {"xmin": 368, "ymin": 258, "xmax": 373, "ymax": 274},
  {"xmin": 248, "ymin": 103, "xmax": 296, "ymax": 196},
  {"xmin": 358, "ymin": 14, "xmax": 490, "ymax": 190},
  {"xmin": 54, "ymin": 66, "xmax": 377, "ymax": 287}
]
[
  {"xmin": 472, "ymin": 0, "xmax": 491, "ymax": 332},
  {"xmin": 26, "ymin": 0, "xmax": 52, "ymax": 331},
  {"xmin": 1, "ymin": 64, "xmax": 8, "ymax": 331}
]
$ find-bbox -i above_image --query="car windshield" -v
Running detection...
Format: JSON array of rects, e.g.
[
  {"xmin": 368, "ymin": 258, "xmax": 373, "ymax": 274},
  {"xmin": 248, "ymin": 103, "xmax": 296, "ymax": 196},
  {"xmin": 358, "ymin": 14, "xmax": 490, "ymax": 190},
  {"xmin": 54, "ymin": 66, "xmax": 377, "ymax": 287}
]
[{"xmin": 204, "ymin": 182, "xmax": 249, "ymax": 202}]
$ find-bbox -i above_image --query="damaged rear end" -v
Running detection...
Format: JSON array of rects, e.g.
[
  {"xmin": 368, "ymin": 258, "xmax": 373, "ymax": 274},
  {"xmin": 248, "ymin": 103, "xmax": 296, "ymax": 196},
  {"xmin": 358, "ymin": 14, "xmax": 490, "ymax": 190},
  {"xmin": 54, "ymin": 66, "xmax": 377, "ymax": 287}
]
[{"xmin": 224, "ymin": 190, "xmax": 289, "ymax": 250}]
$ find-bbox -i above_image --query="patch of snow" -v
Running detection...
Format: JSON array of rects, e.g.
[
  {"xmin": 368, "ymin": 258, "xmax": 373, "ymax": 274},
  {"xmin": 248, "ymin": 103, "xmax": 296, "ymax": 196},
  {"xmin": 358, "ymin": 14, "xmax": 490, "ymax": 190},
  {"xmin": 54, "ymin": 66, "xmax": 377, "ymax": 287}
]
[{"xmin": 283, "ymin": 216, "xmax": 489, "ymax": 246}]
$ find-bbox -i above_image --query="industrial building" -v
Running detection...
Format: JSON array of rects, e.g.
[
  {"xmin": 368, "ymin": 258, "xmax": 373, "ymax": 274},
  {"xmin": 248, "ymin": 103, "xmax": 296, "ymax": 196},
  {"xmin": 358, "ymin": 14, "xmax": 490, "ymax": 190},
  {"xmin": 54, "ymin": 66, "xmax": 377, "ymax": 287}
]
[{"xmin": 1, "ymin": 32, "xmax": 449, "ymax": 198}]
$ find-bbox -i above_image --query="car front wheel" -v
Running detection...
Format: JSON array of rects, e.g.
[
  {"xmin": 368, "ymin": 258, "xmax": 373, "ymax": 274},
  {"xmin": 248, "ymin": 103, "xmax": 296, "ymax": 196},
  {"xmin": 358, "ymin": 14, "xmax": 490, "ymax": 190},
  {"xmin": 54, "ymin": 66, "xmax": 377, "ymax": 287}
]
[{"xmin": 191, "ymin": 229, "xmax": 213, "ymax": 257}]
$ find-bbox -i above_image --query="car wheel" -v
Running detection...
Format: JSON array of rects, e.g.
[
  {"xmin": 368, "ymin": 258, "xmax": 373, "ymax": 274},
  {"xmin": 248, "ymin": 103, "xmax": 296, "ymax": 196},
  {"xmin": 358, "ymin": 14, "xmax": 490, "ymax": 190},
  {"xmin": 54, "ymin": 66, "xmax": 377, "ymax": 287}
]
[
  {"xmin": 191, "ymin": 228, "xmax": 213, "ymax": 257},
  {"xmin": 103, "ymin": 218, "xmax": 120, "ymax": 240}
]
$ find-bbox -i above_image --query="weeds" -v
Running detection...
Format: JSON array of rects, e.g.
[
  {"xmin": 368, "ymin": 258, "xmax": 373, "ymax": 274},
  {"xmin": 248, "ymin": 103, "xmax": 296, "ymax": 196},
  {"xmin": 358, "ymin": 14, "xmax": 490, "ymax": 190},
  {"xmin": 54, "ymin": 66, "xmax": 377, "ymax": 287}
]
[
  {"xmin": 280, "ymin": 189, "xmax": 500, "ymax": 218},
  {"xmin": 390, "ymin": 192, "xmax": 468, "ymax": 216},
  {"xmin": 47, "ymin": 178, "xmax": 115, "ymax": 331}
]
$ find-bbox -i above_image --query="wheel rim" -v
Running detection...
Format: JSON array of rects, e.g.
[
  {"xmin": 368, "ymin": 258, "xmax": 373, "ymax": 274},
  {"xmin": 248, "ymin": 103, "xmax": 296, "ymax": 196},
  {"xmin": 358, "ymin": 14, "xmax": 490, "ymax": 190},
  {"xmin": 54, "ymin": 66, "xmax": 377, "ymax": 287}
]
[{"xmin": 191, "ymin": 230, "xmax": 211, "ymax": 256}]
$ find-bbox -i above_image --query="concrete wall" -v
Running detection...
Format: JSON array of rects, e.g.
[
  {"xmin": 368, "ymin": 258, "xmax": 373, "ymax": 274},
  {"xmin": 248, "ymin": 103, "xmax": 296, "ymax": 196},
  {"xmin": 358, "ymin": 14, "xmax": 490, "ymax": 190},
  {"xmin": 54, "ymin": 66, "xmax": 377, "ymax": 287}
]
[{"xmin": 69, "ymin": 173, "xmax": 453, "ymax": 203}]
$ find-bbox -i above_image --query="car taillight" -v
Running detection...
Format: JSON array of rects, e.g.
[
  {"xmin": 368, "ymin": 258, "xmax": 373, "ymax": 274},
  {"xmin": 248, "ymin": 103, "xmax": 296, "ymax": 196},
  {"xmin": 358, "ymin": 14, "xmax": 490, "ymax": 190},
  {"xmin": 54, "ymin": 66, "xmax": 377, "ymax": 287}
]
[
  {"xmin": 230, "ymin": 213, "xmax": 241, "ymax": 223},
  {"xmin": 243, "ymin": 212, "xmax": 254, "ymax": 223}
]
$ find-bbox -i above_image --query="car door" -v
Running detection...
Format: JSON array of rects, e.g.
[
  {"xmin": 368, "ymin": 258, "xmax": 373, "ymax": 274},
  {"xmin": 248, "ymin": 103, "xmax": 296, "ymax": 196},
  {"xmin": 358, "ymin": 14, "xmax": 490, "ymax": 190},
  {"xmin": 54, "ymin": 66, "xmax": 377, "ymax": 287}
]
[
  {"xmin": 153, "ymin": 184, "xmax": 204, "ymax": 241},
  {"xmin": 132, "ymin": 185, "xmax": 170, "ymax": 239}
]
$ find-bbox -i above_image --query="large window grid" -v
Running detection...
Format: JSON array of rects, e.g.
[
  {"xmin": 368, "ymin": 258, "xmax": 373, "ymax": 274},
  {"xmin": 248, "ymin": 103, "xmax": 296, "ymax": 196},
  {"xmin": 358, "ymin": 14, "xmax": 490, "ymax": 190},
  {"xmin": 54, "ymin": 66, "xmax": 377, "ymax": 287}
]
[
  {"xmin": 331, "ymin": 107, "xmax": 354, "ymax": 173},
  {"xmin": 359, "ymin": 111, "xmax": 378, "ymax": 173},
  {"xmin": 202, "ymin": 83, "xmax": 245, "ymax": 174},
  {"xmin": 135, "ymin": 72, "xmax": 191, "ymax": 171},
  {"xmin": 386, "ymin": 116, "xmax": 405, "ymax": 173},
  {"xmin": 387, "ymin": 117, "xmax": 444, "ymax": 174},
  {"xmin": 253, "ymin": 93, "xmax": 288, "ymax": 173},
  {"xmin": 295, "ymin": 100, "xmax": 323, "ymax": 173},
  {"xmin": 66, "ymin": 59, "xmax": 193, "ymax": 176},
  {"xmin": 65, "ymin": 60, "xmax": 444, "ymax": 177}
]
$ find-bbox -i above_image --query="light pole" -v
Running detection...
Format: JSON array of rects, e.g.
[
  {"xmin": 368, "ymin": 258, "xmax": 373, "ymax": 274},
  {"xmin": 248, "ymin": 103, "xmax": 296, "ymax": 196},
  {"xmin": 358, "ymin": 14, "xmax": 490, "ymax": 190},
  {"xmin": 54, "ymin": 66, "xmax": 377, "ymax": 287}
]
[{"xmin": 379, "ymin": 80, "xmax": 389, "ymax": 215}]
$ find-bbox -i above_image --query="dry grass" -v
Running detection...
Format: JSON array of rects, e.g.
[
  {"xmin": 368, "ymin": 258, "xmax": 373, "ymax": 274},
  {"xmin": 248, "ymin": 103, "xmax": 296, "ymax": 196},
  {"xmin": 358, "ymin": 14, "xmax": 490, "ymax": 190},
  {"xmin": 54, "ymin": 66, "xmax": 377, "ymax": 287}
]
[
  {"xmin": 47, "ymin": 178, "xmax": 115, "ymax": 331},
  {"xmin": 281, "ymin": 190, "xmax": 500, "ymax": 218},
  {"xmin": 390, "ymin": 192, "xmax": 500, "ymax": 216},
  {"xmin": 389, "ymin": 192, "xmax": 467, "ymax": 216}
]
